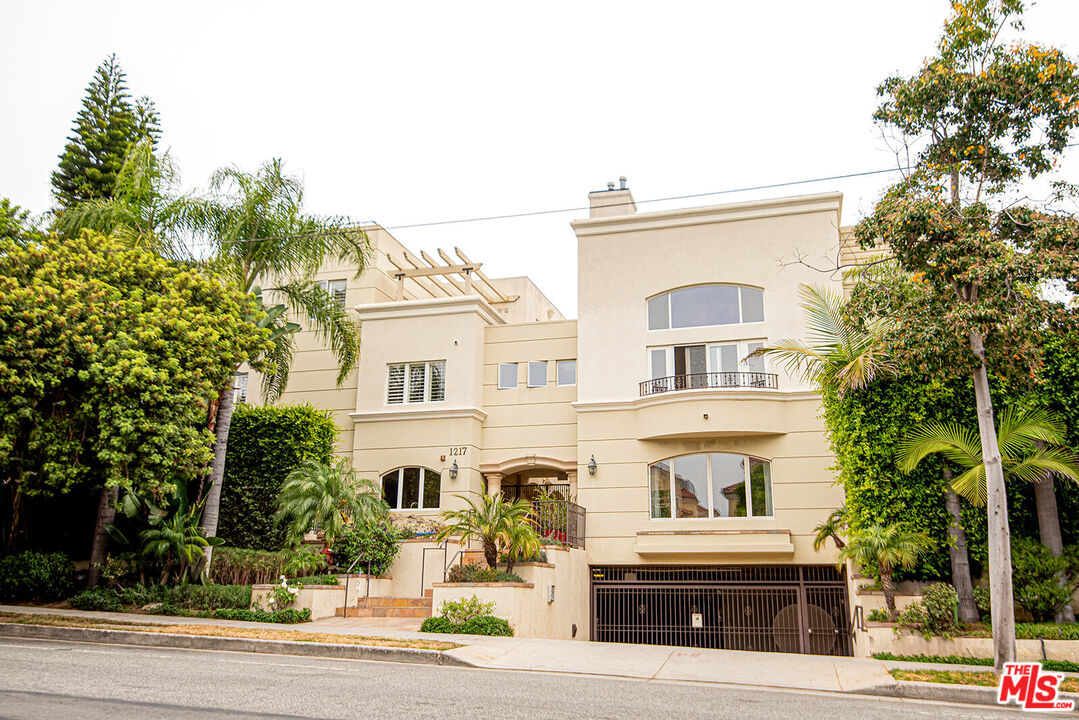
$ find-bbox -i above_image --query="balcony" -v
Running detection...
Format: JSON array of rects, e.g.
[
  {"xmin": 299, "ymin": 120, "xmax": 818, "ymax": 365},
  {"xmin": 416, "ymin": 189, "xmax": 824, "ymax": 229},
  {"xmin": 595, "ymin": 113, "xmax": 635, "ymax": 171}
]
[
  {"xmin": 640, "ymin": 372, "xmax": 779, "ymax": 397},
  {"xmin": 531, "ymin": 498, "xmax": 586, "ymax": 549}
]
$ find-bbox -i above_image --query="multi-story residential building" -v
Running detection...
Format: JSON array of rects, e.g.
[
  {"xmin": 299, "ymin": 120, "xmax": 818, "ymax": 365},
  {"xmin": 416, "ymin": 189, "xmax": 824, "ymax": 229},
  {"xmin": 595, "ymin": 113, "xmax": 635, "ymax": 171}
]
[{"xmin": 247, "ymin": 182, "xmax": 855, "ymax": 656}]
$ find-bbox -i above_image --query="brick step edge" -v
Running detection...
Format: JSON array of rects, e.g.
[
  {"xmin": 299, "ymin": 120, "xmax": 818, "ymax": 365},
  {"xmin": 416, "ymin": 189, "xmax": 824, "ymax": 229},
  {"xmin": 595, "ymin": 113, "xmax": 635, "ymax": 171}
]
[{"xmin": 0, "ymin": 622, "xmax": 471, "ymax": 668}]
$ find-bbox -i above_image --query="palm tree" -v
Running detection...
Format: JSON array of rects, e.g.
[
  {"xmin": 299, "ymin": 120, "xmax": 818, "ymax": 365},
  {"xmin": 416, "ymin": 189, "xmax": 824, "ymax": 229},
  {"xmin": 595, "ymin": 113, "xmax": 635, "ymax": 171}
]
[
  {"xmin": 274, "ymin": 458, "xmax": 388, "ymax": 549},
  {"xmin": 752, "ymin": 284, "xmax": 894, "ymax": 395},
  {"xmin": 190, "ymin": 160, "xmax": 371, "ymax": 561},
  {"xmin": 436, "ymin": 493, "xmax": 533, "ymax": 569},
  {"xmin": 837, "ymin": 523, "xmax": 933, "ymax": 620},
  {"xmin": 501, "ymin": 522, "xmax": 541, "ymax": 574},
  {"xmin": 812, "ymin": 506, "xmax": 848, "ymax": 551},
  {"xmin": 897, "ymin": 406, "xmax": 1079, "ymax": 621}
]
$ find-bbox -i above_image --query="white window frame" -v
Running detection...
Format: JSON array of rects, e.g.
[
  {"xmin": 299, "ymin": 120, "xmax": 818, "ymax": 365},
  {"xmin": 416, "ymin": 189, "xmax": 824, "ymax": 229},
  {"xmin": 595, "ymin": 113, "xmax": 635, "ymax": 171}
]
[
  {"xmin": 317, "ymin": 279, "xmax": 348, "ymax": 308},
  {"xmin": 556, "ymin": 359, "xmax": 577, "ymax": 386},
  {"xmin": 647, "ymin": 340, "xmax": 767, "ymax": 381},
  {"xmin": 382, "ymin": 467, "xmax": 441, "ymax": 510},
  {"xmin": 527, "ymin": 360, "xmax": 547, "ymax": 388},
  {"xmin": 648, "ymin": 453, "xmax": 773, "ymax": 519},
  {"xmin": 386, "ymin": 360, "xmax": 445, "ymax": 404},
  {"xmin": 498, "ymin": 363, "xmax": 518, "ymax": 389},
  {"xmin": 647, "ymin": 285, "xmax": 765, "ymax": 330},
  {"xmin": 232, "ymin": 372, "xmax": 248, "ymax": 404}
]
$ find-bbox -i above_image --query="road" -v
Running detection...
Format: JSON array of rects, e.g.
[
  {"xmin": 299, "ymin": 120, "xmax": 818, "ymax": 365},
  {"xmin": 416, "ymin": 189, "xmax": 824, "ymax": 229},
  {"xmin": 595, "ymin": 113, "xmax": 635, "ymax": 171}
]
[{"xmin": 0, "ymin": 637, "xmax": 1025, "ymax": 719}]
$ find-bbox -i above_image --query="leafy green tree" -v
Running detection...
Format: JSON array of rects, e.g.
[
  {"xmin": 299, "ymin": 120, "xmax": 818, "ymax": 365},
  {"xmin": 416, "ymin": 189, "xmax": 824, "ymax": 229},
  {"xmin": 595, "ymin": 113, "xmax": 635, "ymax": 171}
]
[
  {"xmin": 0, "ymin": 199, "xmax": 42, "ymax": 246},
  {"xmin": 850, "ymin": 0, "xmax": 1079, "ymax": 668},
  {"xmin": 51, "ymin": 54, "xmax": 159, "ymax": 208},
  {"xmin": 274, "ymin": 458, "xmax": 388, "ymax": 549},
  {"xmin": 500, "ymin": 521, "xmax": 541, "ymax": 574},
  {"xmin": 189, "ymin": 160, "xmax": 370, "ymax": 561},
  {"xmin": 0, "ymin": 232, "xmax": 269, "ymax": 584},
  {"xmin": 436, "ymin": 494, "xmax": 534, "ymax": 569},
  {"xmin": 837, "ymin": 524, "xmax": 934, "ymax": 620}
]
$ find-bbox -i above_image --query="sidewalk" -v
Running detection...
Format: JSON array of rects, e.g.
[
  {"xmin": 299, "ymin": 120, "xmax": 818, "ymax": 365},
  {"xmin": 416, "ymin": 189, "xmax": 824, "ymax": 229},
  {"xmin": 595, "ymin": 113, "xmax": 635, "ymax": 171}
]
[{"xmin": 0, "ymin": 604, "xmax": 892, "ymax": 693}]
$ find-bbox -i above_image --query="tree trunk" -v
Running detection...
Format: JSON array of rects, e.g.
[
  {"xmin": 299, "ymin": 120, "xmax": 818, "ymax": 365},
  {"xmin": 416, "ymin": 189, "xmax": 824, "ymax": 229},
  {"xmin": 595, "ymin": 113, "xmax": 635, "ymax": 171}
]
[
  {"xmin": 88, "ymin": 485, "xmax": 118, "ymax": 588},
  {"xmin": 880, "ymin": 563, "xmax": 898, "ymax": 620},
  {"xmin": 943, "ymin": 469, "xmax": 979, "ymax": 623},
  {"xmin": 970, "ymin": 331, "xmax": 1016, "ymax": 671},
  {"xmin": 199, "ymin": 383, "xmax": 235, "ymax": 573},
  {"xmin": 831, "ymin": 533, "xmax": 846, "ymax": 551},
  {"xmin": 483, "ymin": 539, "xmax": 497, "ymax": 569},
  {"xmin": 5, "ymin": 485, "xmax": 24, "ymax": 553},
  {"xmin": 1031, "ymin": 457, "xmax": 1076, "ymax": 623}
]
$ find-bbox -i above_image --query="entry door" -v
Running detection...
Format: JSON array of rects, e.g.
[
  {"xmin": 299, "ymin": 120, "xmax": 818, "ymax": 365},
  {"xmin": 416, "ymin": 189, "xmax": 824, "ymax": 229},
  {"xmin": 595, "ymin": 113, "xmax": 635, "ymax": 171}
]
[{"xmin": 675, "ymin": 345, "xmax": 707, "ymax": 388}]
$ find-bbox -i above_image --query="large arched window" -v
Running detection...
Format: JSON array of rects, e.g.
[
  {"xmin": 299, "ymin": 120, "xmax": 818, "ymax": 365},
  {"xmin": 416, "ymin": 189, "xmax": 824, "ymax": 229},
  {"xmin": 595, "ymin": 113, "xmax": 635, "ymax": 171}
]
[
  {"xmin": 648, "ymin": 453, "xmax": 773, "ymax": 519},
  {"xmin": 381, "ymin": 467, "xmax": 441, "ymax": 510},
  {"xmin": 647, "ymin": 284, "xmax": 764, "ymax": 330}
]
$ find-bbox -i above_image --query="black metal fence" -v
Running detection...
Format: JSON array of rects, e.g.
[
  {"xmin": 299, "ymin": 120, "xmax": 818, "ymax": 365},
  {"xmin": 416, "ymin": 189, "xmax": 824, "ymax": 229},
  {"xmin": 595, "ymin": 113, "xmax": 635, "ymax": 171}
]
[
  {"xmin": 531, "ymin": 499, "xmax": 586, "ymax": 549},
  {"xmin": 591, "ymin": 565, "xmax": 852, "ymax": 656},
  {"xmin": 640, "ymin": 372, "xmax": 779, "ymax": 396}
]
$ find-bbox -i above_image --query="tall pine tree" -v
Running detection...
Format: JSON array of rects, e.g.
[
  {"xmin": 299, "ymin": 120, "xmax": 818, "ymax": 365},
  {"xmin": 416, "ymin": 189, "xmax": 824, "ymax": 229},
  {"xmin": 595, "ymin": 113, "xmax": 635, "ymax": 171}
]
[{"xmin": 51, "ymin": 55, "xmax": 160, "ymax": 208}]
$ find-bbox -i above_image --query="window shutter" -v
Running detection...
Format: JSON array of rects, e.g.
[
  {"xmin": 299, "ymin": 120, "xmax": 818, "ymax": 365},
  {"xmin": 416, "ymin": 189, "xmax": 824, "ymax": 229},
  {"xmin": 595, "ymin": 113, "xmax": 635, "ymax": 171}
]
[
  {"xmin": 429, "ymin": 361, "xmax": 446, "ymax": 401},
  {"xmin": 387, "ymin": 364, "xmax": 405, "ymax": 404},
  {"xmin": 408, "ymin": 363, "xmax": 426, "ymax": 402}
]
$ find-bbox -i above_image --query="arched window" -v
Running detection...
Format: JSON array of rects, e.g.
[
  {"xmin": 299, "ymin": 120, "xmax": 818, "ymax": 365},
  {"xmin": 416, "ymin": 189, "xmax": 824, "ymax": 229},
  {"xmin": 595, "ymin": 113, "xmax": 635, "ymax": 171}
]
[
  {"xmin": 381, "ymin": 467, "xmax": 441, "ymax": 510},
  {"xmin": 647, "ymin": 285, "xmax": 764, "ymax": 330},
  {"xmin": 648, "ymin": 453, "xmax": 773, "ymax": 519}
]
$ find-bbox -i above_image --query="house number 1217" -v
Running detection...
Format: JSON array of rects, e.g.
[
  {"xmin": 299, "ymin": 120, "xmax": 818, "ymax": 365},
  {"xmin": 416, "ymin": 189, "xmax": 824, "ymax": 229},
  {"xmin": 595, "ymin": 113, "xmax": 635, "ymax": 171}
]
[{"xmin": 448, "ymin": 447, "xmax": 467, "ymax": 456}]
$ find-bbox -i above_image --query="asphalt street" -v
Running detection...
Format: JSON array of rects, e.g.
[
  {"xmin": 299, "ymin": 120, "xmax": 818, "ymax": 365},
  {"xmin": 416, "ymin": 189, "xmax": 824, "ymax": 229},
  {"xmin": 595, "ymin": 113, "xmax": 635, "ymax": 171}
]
[{"xmin": 0, "ymin": 637, "xmax": 1028, "ymax": 719}]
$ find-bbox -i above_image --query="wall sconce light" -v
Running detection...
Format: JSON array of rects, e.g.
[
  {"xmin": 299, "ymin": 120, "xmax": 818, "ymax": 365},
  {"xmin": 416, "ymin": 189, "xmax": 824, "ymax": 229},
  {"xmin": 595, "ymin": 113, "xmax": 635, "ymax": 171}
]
[
  {"xmin": 587, "ymin": 455, "xmax": 597, "ymax": 476},
  {"xmin": 449, "ymin": 459, "xmax": 458, "ymax": 480}
]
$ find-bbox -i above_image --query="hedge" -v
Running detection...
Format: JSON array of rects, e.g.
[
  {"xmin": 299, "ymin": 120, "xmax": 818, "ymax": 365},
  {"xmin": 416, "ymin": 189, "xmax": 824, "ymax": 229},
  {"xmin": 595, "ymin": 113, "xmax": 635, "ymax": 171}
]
[
  {"xmin": 208, "ymin": 547, "xmax": 327, "ymax": 586},
  {"xmin": 0, "ymin": 551, "xmax": 75, "ymax": 602},
  {"xmin": 217, "ymin": 404, "xmax": 338, "ymax": 550},
  {"xmin": 420, "ymin": 615, "xmax": 513, "ymax": 636}
]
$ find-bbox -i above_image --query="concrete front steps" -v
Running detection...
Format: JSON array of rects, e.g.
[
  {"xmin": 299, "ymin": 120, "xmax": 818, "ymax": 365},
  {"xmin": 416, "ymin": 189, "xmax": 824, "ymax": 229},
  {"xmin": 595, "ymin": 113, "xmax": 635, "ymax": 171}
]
[{"xmin": 336, "ymin": 596, "xmax": 433, "ymax": 619}]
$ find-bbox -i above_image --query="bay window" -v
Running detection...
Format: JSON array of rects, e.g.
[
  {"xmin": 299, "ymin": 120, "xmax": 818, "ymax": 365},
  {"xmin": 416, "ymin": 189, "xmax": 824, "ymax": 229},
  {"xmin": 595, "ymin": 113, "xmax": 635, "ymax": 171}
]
[{"xmin": 648, "ymin": 453, "xmax": 773, "ymax": 519}]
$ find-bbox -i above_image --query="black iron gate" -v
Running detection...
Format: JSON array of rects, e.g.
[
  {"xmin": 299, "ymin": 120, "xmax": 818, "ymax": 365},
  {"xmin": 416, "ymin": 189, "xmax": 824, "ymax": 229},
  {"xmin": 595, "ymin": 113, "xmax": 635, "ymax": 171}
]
[{"xmin": 590, "ymin": 565, "xmax": 853, "ymax": 656}]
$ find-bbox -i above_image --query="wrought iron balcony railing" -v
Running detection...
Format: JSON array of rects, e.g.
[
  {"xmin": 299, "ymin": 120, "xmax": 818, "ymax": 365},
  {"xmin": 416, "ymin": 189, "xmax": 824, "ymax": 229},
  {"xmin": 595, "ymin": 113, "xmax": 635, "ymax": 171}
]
[
  {"xmin": 639, "ymin": 372, "xmax": 779, "ymax": 397},
  {"xmin": 531, "ymin": 499, "xmax": 586, "ymax": 549}
]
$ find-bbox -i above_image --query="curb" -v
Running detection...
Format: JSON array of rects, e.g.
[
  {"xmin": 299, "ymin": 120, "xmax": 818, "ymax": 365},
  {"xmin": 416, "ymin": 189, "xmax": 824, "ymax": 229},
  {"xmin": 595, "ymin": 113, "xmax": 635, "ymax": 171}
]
[
  {"xmin": 859, "ymin": 681, "xmax": 1079, "ymax": 713},
  {"xmin": 0, "ymin": 623, "xmax": 475, "ymax": 668}
]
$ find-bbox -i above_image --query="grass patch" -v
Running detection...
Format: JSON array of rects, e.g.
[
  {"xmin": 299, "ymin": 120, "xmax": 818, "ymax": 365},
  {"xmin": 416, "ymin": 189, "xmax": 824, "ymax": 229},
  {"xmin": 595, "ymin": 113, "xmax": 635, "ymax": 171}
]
[
  {"xmin": 958, "ymin": 622, "xmax": 1079, "ymax": 641},
  {"xmin": 891, "ymin": 669, "xmax": 1079, "ymax": 693},
  {"xmin": 0, "ymin": 611, "xmax": 458, "ymax": 651},
  {"xmin": 873, "ymin": 652, "xmax": 1079, "ymax": 674}
]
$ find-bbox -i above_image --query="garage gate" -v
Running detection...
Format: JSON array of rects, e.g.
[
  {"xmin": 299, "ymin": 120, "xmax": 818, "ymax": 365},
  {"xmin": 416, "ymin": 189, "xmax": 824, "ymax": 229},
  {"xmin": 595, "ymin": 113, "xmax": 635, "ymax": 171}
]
[{"xmin": 591, "ymin": 565, "xmax": 853, "ymax": 656}]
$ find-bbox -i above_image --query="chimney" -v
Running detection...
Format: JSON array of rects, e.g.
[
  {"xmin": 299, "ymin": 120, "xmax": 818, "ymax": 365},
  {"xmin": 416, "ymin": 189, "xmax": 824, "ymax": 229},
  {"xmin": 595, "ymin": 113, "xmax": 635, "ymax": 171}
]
[{"xmin": 588, "ymin": 177, "xmax": 636, "ymax": 219}]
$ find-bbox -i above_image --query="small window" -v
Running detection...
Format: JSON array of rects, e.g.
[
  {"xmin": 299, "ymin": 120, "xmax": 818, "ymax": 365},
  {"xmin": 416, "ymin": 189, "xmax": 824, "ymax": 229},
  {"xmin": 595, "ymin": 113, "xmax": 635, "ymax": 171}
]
[
  {"xmin": 527, "ymin": 361, "xmax": 547, "ymax": 388},
  {"xmin": 318, "ymin": 279, "xmax": 347, "ymax": 308},
  {"xmin": 498, "ymin": 363, "xmax": 518, "ymax": 389},
  {"xmin": 381, "ymin": 467, "xmax": 441, "ymax": 510},
  {"xmin": 232, "ymin": 373, "xmax": 248, "ymax": 404},
  {"xmin": 387, "ymin": 361, "xmax": 445, "ymax": 404},
  {"xmin": 556, "ymin": 360, "xmax": 577, "ymax": 386}
]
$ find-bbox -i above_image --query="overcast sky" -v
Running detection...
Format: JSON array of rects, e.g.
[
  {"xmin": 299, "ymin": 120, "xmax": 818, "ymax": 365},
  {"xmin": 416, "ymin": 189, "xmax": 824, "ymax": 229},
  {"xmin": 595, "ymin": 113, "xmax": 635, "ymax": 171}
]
[{"xmin": 4, "ymin": 1, "xmax": 1079, "ymax": 317}]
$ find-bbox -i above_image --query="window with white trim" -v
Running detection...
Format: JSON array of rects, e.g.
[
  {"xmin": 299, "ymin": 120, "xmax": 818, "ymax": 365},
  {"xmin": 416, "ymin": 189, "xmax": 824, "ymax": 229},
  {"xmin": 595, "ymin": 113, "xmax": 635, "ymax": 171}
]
[
  {"xmin": 317, "ymin": 279, "xmax": 347, "ymax": 308},
  {"xmin": 232, "ymin": 373, "xmax": 248, "ymax": 404},
  {"xmin": 556, "ymin": 359, "xmax": 576, "ymax": 386},
  {"xmin": 648, "ymin": 341, "xmax": 767, "ymax": 384},
  {"xmin": 527, "ymin": 361, "xmax": 547, "ymax": 388},
  {"xmin": 648, "ymin": 453, "xmax": 773, "ymax": 519},
  {"xmin": 381, "ymin": 467, "xmax": 441, "ymax": 509},
  {"xmin": 498, "ymin": 363, "xmax": 518, "ymax": 389},
  {"xmin": 647, "ymin": 285, "xmax": 764, "ymax": 330},
  {"xmin": 387, "ymin": 361, "xmax": 445, "ymax": 404}
]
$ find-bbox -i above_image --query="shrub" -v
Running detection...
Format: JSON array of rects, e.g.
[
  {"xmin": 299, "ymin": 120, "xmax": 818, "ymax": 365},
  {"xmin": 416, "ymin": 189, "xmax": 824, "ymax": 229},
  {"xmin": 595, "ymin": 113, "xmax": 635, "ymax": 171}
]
[
  {"xmin": 972, "ymin": 586, "xmax": 991, "ymax": 620},
  {"xmin": 446, "ymin": 564, "xmax": 523, "ymax": 583},
  {"xmin": 0, "ymin": 551, "xmax": 75, "ymax": 602},
  {"xmin": 333, "ymin": 524, "xmax": 402, "ymax": 575},
  {"xmin": 866, "ymin": 608, "xmax": 891, "ymax": 623},
  {"xmin": 1011, "ymin": 537, "xmax": 1079, "ymax": 622},
  {"xmin": 1015, "ymin": 623, "xmax": 1079, "ymax": 641},
  {"xmin": 459, "ymin": 616, "xmax": 513, "ymax": 637},
  {"xmin": 498, "ymin": 549, "xmax": 547, "ymax": 564},
  {"xmin": 438, "ymin": 594, "xmax": 496, "ymax": 624},
  {"xmin": 921, "ymin": 582, "xmax": 961, "ymax": 635},
  {"xmin": 146, "ymin": 602, "xmax": 184, "ymax": 616},
  {"xmin": 211, "ymin": 607, "xmax": 311, "ymax": 624},
  {"xmin": 167, "ymin": 583, "xmax": 252, "ymax": 611},
  {"xmin": 68, "ymin": 588, "xmax": 122, "ymax": 612},
  {"xmin": 116, "ymin": 584, "xmax": 171, "ymax": 607},
  {"xmin": 217, "ymin": 404, "xmax": 338, "ymax": 550},
  {"xmin": 289, "ymin": 574, "xmax": 339, "ymax": 585},
  {"xmin": 420, "ymin": 615, "xmax": 513, "ymax": 637},
  {"xmin": 209, "ymin": 547, "xmax": 326, "ymax": 585}
]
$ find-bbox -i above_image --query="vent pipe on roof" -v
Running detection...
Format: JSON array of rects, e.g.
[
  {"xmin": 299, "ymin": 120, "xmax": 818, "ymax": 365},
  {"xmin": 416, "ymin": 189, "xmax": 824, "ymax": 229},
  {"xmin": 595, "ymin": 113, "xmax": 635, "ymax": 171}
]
[{"xmin": 619, "ymin": 176, "xmax": 627, "ymax": 190}]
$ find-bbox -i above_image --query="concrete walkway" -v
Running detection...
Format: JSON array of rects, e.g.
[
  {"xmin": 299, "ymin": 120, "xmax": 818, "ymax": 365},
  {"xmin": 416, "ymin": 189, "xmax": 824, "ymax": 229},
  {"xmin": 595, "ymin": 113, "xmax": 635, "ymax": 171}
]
[{"xmin": 1, "ymin": 605, "xmax": 894, "ymax": 693}]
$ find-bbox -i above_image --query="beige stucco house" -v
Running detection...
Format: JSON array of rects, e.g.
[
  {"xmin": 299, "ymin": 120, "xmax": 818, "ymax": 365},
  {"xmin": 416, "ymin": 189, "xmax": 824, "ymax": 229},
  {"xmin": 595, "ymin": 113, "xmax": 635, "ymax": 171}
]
[{"xmin": 246, "ymin": 182, "xmax": 856, "ymax": 656}]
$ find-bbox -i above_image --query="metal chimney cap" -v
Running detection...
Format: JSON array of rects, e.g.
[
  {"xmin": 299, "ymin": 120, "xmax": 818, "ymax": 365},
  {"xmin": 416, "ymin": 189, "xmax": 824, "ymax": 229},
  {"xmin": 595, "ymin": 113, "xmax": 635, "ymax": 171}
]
[
  {"xmin": 619, "ymin": 176, "xmax": 627, "ymax": 189},
  {"xmin": 607, "ymin": 181, "xmax": 616, "ymax": 190}
]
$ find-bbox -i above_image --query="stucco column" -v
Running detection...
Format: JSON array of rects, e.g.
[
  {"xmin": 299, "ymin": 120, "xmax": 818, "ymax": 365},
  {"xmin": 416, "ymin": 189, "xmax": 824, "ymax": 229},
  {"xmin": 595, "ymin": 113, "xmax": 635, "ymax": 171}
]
[
  {"xmin": 485, "ymin": 472, "xmax": 503, "ymax": 496},
  {"xmin": 566, "ymin": 470, "xmax": 577, "ymax": 501}
]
